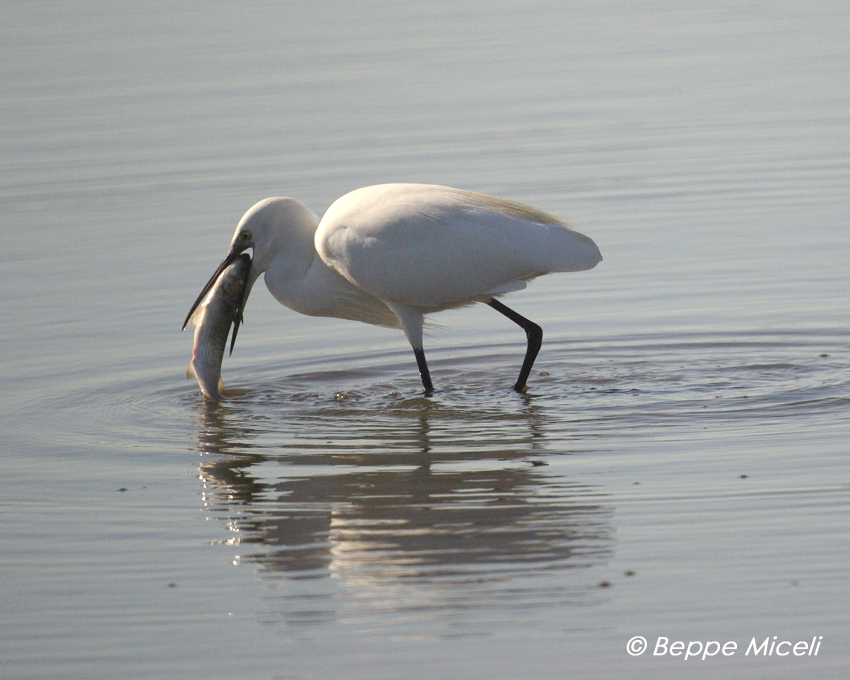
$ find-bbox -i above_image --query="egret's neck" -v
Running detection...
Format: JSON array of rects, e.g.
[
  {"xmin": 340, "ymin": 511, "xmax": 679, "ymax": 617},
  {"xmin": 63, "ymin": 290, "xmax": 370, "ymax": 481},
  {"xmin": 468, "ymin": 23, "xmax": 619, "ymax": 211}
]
[{"xmin": 256, "ymin": 203, "xmax": 322, "ymax": 310}]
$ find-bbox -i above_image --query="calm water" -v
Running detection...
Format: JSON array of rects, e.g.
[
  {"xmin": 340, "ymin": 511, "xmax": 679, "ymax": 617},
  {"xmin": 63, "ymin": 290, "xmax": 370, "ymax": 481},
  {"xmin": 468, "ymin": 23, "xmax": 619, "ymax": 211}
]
[{"xmin": 2, "ymin": 1, "xmax": 848, "ymax": 678}]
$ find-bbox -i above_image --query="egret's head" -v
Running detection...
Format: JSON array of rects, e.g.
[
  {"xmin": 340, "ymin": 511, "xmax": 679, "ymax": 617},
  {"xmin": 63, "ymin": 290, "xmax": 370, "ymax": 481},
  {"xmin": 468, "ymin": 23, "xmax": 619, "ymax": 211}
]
[
  {"xmin": 182, "ymin": 197, "xmax": 318, "ymax": 332},
  {"xmin": 231, "ymin": 197, "xmax": 319, "ymax": 274}
]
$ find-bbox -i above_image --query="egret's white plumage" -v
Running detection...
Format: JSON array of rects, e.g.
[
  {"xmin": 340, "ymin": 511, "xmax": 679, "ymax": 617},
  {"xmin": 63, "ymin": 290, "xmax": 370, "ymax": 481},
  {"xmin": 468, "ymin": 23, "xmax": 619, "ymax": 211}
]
[{"xmin": 184, "ymin": 183, "xmax": 602, "ymax": 393}]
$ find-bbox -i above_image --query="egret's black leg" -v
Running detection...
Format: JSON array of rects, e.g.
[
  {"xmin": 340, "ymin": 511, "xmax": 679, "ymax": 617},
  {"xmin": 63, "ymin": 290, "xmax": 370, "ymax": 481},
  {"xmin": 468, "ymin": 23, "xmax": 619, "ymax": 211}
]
[
  {"xmin": 487, "ymin": 298, "xmax": 543, "ymax": 392},
  {"xmin": 413, "ymin": 347, "xmax": 434, "ymax": 394}
]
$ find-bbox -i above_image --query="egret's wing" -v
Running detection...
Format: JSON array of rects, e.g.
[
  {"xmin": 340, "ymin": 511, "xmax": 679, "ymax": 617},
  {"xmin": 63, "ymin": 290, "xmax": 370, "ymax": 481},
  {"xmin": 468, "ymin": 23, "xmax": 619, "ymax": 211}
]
[{"xmin": 316, "ymin": 184, "xmax": 601, "ymax": 310}]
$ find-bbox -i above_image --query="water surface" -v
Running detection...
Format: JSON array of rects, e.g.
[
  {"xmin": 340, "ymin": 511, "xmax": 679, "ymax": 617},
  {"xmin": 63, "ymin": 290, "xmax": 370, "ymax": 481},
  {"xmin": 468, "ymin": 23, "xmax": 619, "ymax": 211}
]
[{"xmin": 1, "ymin": 2, "xmax": 848, "ymax": 679}]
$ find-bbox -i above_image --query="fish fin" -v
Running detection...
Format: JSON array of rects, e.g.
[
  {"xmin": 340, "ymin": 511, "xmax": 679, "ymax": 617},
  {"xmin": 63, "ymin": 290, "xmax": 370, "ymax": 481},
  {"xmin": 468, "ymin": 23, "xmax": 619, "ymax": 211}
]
[
  {"xmin": 186, "ymin": 363, "xmax": 196, "ymax": 379},
  {"xmin": 185, "ymin": 304, "xmax": 204, "ymax": 329}
]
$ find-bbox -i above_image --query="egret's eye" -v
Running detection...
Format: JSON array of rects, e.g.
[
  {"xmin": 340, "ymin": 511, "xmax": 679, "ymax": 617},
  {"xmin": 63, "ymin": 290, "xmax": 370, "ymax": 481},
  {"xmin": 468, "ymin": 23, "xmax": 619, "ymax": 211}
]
[{"xmin": 239, "ymin": 231, "xmax": 251, "ymax": 241}]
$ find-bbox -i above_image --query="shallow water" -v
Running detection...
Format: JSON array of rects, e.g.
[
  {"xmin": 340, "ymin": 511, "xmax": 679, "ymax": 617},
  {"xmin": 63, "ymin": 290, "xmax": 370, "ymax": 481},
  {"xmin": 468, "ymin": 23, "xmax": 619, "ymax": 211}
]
[{"xmin": 2, "ymin": 1, "xmax": 849, "ymax": 679}]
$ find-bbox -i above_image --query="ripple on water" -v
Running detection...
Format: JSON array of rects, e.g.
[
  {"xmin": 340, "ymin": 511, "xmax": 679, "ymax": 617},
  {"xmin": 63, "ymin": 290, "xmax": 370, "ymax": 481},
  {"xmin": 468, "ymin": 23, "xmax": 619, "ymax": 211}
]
[
  {"xmin": 14, "ymin": 327, "xmax": 845, "ymax": 631},
  {"xmin": 19, "ymin": 328, "xmax": 848, "ymax": 457}
]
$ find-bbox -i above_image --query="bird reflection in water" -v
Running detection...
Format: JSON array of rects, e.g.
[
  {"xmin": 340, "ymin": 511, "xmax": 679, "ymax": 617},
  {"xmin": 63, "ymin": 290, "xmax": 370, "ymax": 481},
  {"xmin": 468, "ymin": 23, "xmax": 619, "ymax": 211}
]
[{"xmin": 192, "ymin": 392, "xmax": 614, "ymax": 625}]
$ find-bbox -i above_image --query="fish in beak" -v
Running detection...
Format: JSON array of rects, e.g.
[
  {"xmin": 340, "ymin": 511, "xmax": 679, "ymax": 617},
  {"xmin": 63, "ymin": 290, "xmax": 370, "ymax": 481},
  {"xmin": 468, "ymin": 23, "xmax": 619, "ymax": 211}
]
[
  {"xmin": 185, "ymin": 253, "xmax": 252, "ymax": 399},
  {"xmin": 182, "ymin": 245, "xmax": 254, "ymax": 355}
]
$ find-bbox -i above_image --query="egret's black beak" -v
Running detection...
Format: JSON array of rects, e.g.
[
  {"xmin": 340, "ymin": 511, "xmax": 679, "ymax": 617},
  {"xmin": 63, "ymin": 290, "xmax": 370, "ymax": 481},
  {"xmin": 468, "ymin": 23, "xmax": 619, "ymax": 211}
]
[{"xmin": 182, "ymin": 246, "xmax": 250, "ymax": 332}]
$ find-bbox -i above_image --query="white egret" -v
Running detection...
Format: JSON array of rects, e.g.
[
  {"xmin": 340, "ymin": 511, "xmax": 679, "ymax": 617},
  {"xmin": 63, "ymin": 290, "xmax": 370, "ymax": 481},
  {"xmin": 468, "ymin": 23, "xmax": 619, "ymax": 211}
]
[{"xmin": 183, "ymin": 183, "xmax": 602, "ymax": 393}]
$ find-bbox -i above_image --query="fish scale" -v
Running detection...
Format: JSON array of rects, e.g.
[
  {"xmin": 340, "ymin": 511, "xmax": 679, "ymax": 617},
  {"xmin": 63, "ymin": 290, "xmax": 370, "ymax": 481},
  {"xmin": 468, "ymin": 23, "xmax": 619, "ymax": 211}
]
[{"xmin": 185, "ymin": 254, "xmax": 251, "ymax": 399}]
